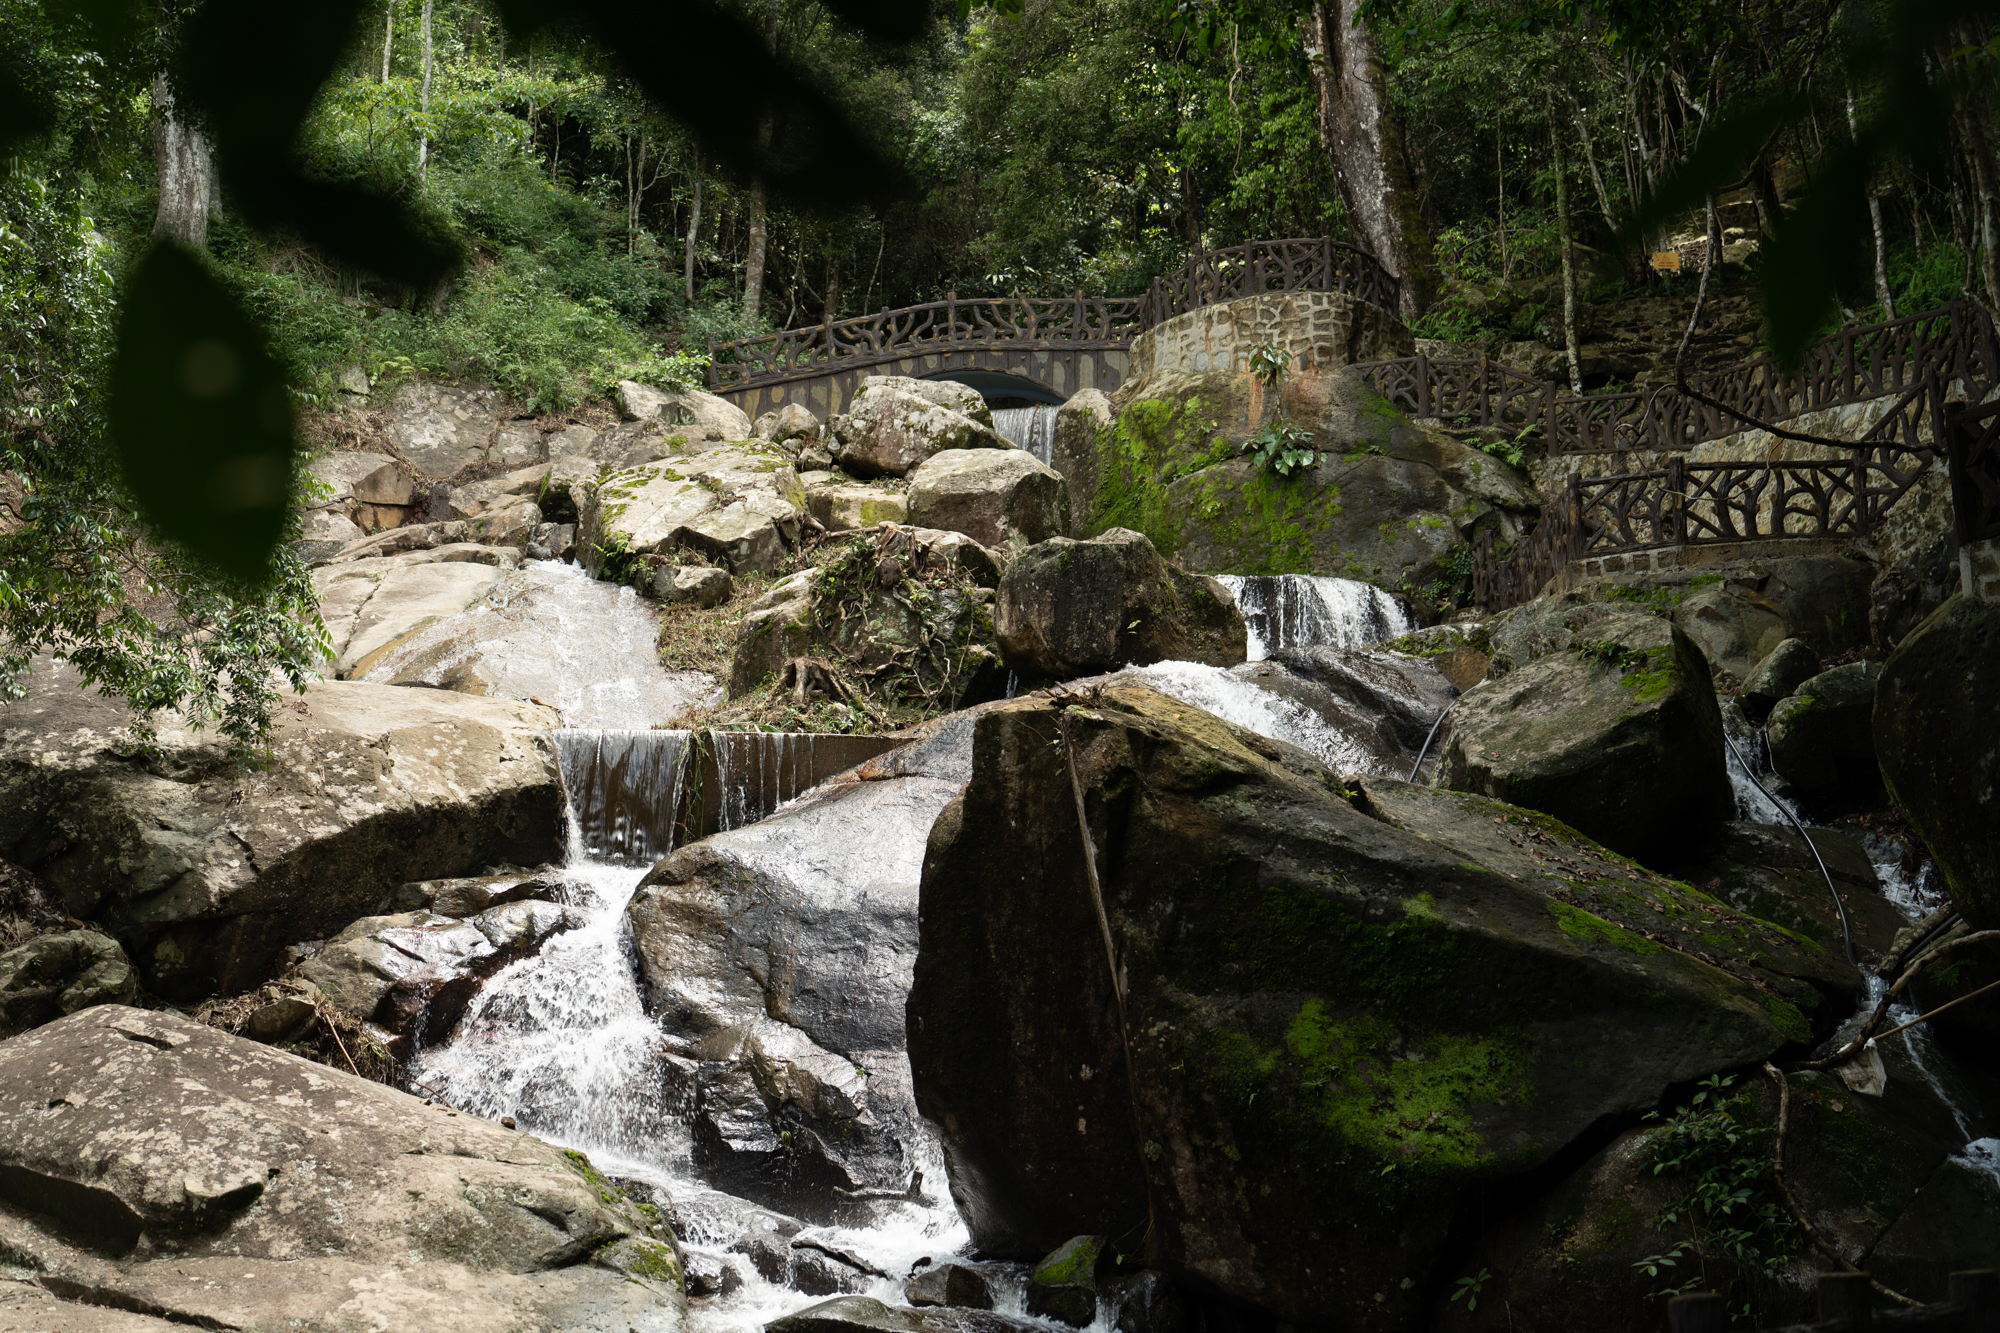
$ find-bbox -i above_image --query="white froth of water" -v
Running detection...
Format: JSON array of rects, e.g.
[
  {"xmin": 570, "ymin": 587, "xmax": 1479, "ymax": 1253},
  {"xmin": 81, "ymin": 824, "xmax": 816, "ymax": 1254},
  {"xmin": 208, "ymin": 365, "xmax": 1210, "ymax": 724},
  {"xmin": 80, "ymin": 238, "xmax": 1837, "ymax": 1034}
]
[
  {"xmin": 1954, "ymin": 1138, "xmax": 2000, "ymax": 1191},
  {"xmin": 1860, "ymin": 829, "xmax": 1949, "ymax": 919},
  {"xmin": 1721, "ymin": 707, "xmax": 1793, "ymax": 824},
  {"xmin": 1215, "ymin": 574, "xmax": 1412, "ymax": 660},
  {"xmin": 992, "ymin": 405, "xmax": 1060, "ymax": 466},
  {"xmin": 1126, "ymin": 659, "xmax": 1388, "ymax": 774},
  {"xmin": 358, "ymin": 558, "xmax": 716, "ymax": 729}
]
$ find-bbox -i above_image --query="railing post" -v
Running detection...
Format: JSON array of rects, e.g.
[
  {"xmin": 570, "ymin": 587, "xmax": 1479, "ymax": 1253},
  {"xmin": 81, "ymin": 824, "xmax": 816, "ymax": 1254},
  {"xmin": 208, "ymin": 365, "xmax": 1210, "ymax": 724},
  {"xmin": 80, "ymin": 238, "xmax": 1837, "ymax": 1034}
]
[
  {"xmin": 1667, "ymin": 1293, "xmax": 1726, "ymax": 1333},
  {"xmin": 1951, "ymin": 1270, "xmax": 1997, "ymax": 1333},
  {"xmin": 947, "ymin": 291, "xmax": 958, "ymax": 341},
  {"xmin": 1415, "ymin": 352, "xmax": 1431, "ymax": 418},
  {"xmin": 1542, "ymin": 382, "xmax": 1557, "ymax": 450},
  {"xmin": 1566, "ymin": 472, "xmax": 1584, "ymax": 559},
  {"xmin": 1664, "ymin": 455, "xmax": 1686, "ymax": 546},
  {"xmin": 1817, "ymin": 1271, "xmax": 1872, "ymax": 1329},
  {"xmin": 705, "ymin": 339, "xmax": 718, "ymax": 390},
  {"xmin": 1479, "ymin": 351, "xmax": 1492, "ymax": 427}
]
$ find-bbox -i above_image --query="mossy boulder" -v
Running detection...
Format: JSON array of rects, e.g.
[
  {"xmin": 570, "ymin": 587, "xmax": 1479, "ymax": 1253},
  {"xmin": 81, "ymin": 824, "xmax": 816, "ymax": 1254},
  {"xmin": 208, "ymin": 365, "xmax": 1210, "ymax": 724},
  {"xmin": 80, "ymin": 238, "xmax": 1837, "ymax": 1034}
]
[
  {"xmin": 1027, "ymin": 1234, "xmax": 1110, "ymax": 1326},
  {"xmin": 994, "ymin": 529, "xmax": 1246, "ymax": 680},
  {"xmin": 0, "ymin": 929, "xmax": 138, "ymax": 1038},
  {"xmin": 1074, "ymin": 366, "xmax": 1536, "ymax": 593},
  {"xmin": 905, "ymin": 448, "xmax": 1068, "ymax": 550},
  {"xmin": 907, "ymin": 685, "xmax": 1856, "ymax": 1329},
  {"xmin": 830, "ymin": 376, "xmax": 1006, "ymax": 478},
  {"xmin": 1437, "ymin": 610, "xmax": 1732, "ymax": 864},
  {"xmin": 1765, "ymin": 661, "xmax": 1882, "ymax": 806},
  {"xmin": 1874, "ymin": 595, "xmax": 2000, "ymax": 930},
  {"xmin": 728, "ymin": 527, "xmax": 1006, "ymax": 710}
]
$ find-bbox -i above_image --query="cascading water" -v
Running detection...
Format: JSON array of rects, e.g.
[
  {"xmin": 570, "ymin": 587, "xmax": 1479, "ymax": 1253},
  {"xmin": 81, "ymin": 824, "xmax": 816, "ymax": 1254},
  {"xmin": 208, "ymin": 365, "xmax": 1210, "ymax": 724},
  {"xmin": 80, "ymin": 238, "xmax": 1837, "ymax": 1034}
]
[
  {"xmin": 409, "ymin": 724, "xmax": 975, "ymax": 1330},
  {"xmin": 1216, "ymin": 574, "xmax": 1413, "ymax": 659},
  {"xmin": 992, "ymin": 405, "xmax": 1059, "ymax": 466},
  {"xmin": 1122, "ymin": 660, "xmax": 1403, "ymax": 776},
  {"xmin": 1725, "ymin": 705, "xmax": 1999, "ymax": 1187},
  {"xmin": 358, "ymin": 558, "xmax": 717, "ymax": 728}
]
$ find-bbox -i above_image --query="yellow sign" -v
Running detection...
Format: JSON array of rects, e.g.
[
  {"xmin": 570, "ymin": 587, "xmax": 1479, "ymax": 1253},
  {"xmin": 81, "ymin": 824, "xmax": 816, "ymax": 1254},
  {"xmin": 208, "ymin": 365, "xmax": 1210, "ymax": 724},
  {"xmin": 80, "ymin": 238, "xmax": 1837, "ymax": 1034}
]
[{"xmin": 1651, "ymin": 250, "xmax": 1683, "ymax": 271}]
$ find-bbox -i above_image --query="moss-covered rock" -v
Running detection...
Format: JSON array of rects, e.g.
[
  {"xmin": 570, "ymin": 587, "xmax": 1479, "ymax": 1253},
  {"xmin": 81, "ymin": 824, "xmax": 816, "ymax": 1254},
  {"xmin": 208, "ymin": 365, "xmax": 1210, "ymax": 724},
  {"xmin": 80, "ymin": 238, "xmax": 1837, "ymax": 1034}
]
[
  {"xmin": 1076, "ymin": 367, "xmax": 1537, "ymax": 597},
  {"xmin": 1875, "ymin": 595, "xmax": 2000, "ymax": 930},
  {"xmin": 907, "ymin": 685, "xmax": 1857, "ymax": 1329},
  {"xmin": 1766, "ymin": 662, "xmax": 1882, "ymax": 806},
  {"xmin": 994, "ymin": 529, "xmax": 1246, "ymax": 680},
  {"xmin": 1437, "ymin": 610, "xmax": 1732, "ymax": 864}
]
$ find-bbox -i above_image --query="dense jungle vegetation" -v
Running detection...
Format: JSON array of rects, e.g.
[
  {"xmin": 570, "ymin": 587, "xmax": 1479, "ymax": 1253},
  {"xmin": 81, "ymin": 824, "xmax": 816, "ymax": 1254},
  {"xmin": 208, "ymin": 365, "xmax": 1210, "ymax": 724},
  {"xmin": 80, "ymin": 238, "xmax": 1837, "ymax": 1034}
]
[{"xmin": 1, "ymin": 0, "xmax": 1995, "ymax": 742}]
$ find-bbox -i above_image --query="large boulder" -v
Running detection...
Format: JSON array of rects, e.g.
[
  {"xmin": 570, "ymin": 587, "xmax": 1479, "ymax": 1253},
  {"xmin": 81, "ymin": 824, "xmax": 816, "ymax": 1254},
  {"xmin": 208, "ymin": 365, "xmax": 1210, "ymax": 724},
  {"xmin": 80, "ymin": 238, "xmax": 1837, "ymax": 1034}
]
[
  {"xmin": 1073, "ymin": 366, "xmax": 1537, "ymax": 593},
  {"xmin": 830, "ymin": 376, "xmax": 1007, "ymax": 479},
  {"xmin": 0, "ymin": 1006, "xmax": 685, "ymax": 1333},
  {"xmin": 808, "ymin": 480, "xmax": 910, "ymax": 531},
  {"xmin": 905, "ymin": 447, "xmax": 1068, "ymax": 549},
  {"xmin": 728, "ymin": 527, "xmax": 1005, "ymax": 713},
  {"xmin": 1876, "ymin": 596, "xmax": 2000, "ymax": 923},
  {"xmin": 994, "ymin": 529, "xmax": 1246, "ymax": 679},
  {"xmin": 1669, "ymin": 579, "xmax": 1789, "ymax": 681},
  {"xmin": 1740, "ymin": 636, "xmax": 1821, "ymax": 719},
  {"xmin": 0, "ymin": 660, "xmax": 562, "ymax": 997},
  {"xmin": 1266, "ymin": 645, "xmax": 1458, "ymax": 749},
  {"xmin": 578, "ymin": 442, "xmax": 804, "ymax": 577},
  {"xmin": 615, "ymin": 378, "xmax": 754, "ymax": 441},
  {"xmin": 1048, "ymin": 388, "xmax": 1114, "ymax": 535},
  {"xmin": 307, "ymin": 449, "xmax": 417, "ymax": 534},
  {"xmin": 315, "ymin": 555, "xmax": 511, "ymax": 677},
  {"xmin": 385, "ymin": 382, "xmax": 513, "ymax": 477},
  {"xmin": 0, "ymin": 930, "xmax": 138, "ymax": 1038},
  {"xmin": 1436, "ymin": 610, "xmax": 1732, "ymax": 863},
  {"xmin": 627, "ymin": 711, "xmax": 986, "ymax": 1217},
  {"xmin": 755, "ymin": 401, "xmax": 822, "ymax": 447},
  {"xmin": 1765, "ymin": 661, "xmax": 1883, "ymax": 804},
  {"xmin": 908, "ymin": 686, "xmax": 1855, "ymax": 1327}
]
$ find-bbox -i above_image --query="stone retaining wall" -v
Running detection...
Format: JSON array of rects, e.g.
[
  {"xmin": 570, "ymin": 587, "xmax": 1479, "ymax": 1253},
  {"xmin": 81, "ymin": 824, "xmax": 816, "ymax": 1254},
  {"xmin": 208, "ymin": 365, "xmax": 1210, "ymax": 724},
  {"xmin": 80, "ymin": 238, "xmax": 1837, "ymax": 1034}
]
[{"xmin": 1128, "ymin": 290, "xmax": 1413, "ymax": 379}]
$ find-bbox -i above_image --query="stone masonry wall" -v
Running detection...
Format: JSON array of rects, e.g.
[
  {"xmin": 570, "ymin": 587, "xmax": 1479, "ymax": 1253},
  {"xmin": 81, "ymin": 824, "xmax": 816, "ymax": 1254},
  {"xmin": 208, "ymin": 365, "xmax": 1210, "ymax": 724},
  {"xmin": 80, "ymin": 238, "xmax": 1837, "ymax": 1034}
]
[{"xmin": 1129, "ymin": 290, "xmax": 1414, "ymax": 379}]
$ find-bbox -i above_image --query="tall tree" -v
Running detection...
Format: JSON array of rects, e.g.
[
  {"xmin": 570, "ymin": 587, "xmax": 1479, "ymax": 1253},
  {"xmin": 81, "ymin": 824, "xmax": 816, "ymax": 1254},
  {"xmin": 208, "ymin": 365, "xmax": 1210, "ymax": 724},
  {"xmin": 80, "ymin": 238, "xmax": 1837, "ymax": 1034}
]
[
  {"xmin": 1301, "ymin": 0, "xmax": 1439, "ymax": 317},
  {"xmin": 742, "ymin": 0, "xmax": 780, "ymax": 318}
]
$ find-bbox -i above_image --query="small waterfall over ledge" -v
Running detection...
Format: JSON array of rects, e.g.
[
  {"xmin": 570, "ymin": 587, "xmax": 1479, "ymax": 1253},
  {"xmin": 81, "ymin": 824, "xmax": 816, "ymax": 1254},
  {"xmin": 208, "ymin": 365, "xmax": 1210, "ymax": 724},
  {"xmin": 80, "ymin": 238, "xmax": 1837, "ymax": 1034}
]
[
  {"xmin": 992, "ymin": 405, "xmax": 1059, "ymax": 466},
  {"xmin": 1216, "ymin": 574, "xmax": 1412, "ymax": 659}
]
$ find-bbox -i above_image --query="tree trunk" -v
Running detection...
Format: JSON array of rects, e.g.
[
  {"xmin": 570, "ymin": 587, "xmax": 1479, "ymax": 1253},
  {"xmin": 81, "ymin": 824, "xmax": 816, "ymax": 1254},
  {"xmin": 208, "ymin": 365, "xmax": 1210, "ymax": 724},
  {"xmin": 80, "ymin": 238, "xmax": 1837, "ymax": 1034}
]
[
  {"xmin": 1553, "ymin": 122, "xmax": 1582, "ymax": 394},
  {"xmin": 152, "ymin": 77, "xmax": 214, "ymax": 248},
  {"xmin": 685, "ymin": 149, "xmax": 703, "ymax": 303},
  {"xmin": 382, "ymin": 0, "xmax": 393, "ymax": 82},
  {"xmin": 1846, "ymin": 83, "xmax": 1894, "ymax": 317},
  {"xmin": 742, "ymin": 2, "xmax": 780, "ymax": 320},
  {"xmin": 1301, "ymin": 0, "xmax": 1438, "ymax": 319},
  {"xmin": 418, "ymin": 0, "xmax": 433, "ymax": 179}
]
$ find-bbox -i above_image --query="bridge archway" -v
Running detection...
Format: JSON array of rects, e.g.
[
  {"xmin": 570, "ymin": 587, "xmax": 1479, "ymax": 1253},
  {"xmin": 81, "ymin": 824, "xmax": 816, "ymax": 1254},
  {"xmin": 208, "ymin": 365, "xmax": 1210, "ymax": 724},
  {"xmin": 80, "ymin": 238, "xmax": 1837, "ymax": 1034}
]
[{"xmin": 714, "ymin": 343, "xmax": 1128, "ymax": 422}]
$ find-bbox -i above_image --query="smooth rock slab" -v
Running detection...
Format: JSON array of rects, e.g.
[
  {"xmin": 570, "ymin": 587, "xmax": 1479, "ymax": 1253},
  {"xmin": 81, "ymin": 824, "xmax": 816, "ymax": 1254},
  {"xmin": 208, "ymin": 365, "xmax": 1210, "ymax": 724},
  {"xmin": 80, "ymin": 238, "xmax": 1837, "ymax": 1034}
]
[
  {"xmin": 0, "ymin": 1006, "xmax": 685, "ymax": 1333},
  {"xmin": 315, "ymin": 558, "xmax": 509, "ymax": 677},
  {"xmin": 0, "ymin": 662, "xmax": 561, "ymax": 997}
]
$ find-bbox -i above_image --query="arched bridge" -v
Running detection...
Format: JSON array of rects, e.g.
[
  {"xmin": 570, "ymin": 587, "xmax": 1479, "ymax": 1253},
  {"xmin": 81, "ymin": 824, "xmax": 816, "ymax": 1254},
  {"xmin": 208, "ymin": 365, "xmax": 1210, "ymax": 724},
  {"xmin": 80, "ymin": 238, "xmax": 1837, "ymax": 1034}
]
[{"xmin": 705, "ymin": 238, "xmax": 1401, "ymax": 419}]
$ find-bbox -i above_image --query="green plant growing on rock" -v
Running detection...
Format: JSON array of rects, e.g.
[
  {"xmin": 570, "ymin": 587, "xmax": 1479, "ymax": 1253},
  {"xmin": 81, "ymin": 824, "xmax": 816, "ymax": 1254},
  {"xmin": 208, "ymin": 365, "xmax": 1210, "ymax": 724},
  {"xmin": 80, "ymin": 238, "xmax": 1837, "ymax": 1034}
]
[
  {"xmin": 1243, "ymin": 342, "xmax": 1318, "ymax": 478},
  {"xmin": 1633, "ymin": 1075, "xmax": 1797, "ymax": 1306}
]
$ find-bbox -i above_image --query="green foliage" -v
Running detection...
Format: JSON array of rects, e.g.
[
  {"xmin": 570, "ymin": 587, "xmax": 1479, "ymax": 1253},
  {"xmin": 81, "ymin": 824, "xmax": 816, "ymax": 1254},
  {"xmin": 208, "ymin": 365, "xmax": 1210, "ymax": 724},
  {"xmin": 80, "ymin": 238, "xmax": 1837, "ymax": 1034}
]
[
  {"xmin": 1450, "ymin": 1267, "xmax": 1493, "ymax": 1313},
  {"xmin": 1244, "ymin": 420, "xmax": 1318, "ymax": 477},
  {"xmin": 1633, "ymin": 1075, "xmax": 1797, "ymax": 1303},
  {"xmin": 0, "ymin": 168, "xmax": 324, "ymax": 760}
]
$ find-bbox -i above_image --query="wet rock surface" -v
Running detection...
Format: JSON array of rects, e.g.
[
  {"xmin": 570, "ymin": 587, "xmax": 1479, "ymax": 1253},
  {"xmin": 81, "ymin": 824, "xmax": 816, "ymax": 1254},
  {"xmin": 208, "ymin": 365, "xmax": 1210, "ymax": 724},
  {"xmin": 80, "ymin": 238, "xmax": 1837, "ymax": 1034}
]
[
  {"xmin": 1438, "ymin": 610, "xmax": 1733, "ymax": 862},
  {"xmin": 1765, "ymin": 661, "xmax": 1883, "ymax": 805},
  {"xmin": 628, "ymin": 711, "xmax": 992, "ymax": 1218},
  {"xmin": 0, "ymin": 659, "xmax": 562, "ymax": 997},
  {"xmin": 0, "ymin": 1006, "xmax": 686, "ymax": 1333},
  {"xmin": 909, "ymin": 684, "xmax": 1855, "ymax": 1327},
  {"xmin": 995, "ymin": 529, "xmax": 1246, "ymax": 679}
]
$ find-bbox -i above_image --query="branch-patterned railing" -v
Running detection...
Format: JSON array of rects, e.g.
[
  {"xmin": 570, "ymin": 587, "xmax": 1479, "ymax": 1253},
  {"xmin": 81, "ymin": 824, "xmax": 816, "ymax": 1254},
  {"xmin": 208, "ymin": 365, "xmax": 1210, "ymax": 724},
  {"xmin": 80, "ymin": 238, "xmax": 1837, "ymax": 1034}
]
[
  {"xmin": 1136, "ymin": 237, "xmax": 1401, "ymax": 327},
  {"xmin": 706, "ymin": 295, "xmax": 1145, "ymax": 395},
  {"xmin": 706, "ymin": 237, "xmax": 1402, "ymax": 395},
  {"xmin": 1358, "ymin": 301, "xmax": 2000, "ymax": 457}
]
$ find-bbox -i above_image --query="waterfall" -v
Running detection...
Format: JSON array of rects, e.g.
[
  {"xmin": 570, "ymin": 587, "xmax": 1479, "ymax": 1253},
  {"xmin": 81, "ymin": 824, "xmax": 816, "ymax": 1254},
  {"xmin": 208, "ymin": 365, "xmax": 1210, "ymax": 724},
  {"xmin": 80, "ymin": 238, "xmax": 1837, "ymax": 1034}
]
[
  {"xmin": 409, "ymin": 729, "xmax": 971, "ymax": 1329},
  {"xmin": 1216, "ymin": 574, "xmax": 1412, "ymax": 660},
  {"xmin": 992, "ymin": 405, "xmax": 1059, "ymax": 466},
  {"xmin": 552, "ymin": 729, "xmax": 692, "ymax": 864}
]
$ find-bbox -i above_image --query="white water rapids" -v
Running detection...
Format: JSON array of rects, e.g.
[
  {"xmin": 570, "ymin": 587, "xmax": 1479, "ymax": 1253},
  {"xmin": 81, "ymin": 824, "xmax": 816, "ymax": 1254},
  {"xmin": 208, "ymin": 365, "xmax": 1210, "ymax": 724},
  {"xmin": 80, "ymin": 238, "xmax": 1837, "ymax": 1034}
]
[{"xmin": 1216, "ymin": 574, "xmax": 1412, "ymax": 660}]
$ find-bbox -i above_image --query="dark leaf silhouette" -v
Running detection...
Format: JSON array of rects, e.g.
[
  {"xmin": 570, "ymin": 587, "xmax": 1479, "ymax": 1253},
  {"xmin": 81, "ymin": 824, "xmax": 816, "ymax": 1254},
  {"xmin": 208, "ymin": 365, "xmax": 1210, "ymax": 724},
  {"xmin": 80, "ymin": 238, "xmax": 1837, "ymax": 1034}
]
[{"xmin": 110, "ymin": 243, "xmax": 297, "ymax": 583}]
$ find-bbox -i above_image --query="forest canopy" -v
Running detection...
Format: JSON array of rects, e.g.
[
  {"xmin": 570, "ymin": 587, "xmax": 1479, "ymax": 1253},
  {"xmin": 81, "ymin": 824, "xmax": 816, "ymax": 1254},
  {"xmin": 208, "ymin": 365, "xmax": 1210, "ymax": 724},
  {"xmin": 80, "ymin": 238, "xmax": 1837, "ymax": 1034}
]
[{"xmin": 1, "ymin": 0, "xmax": 1996, "ymax": 747}]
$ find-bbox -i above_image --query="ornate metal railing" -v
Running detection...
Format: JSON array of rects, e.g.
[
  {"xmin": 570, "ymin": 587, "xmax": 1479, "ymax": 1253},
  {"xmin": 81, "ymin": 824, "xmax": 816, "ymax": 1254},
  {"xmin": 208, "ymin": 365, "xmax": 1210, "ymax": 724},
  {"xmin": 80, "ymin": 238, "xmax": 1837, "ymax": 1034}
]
[
  {"xmin": 1360, "ymin": 301, "xmax": 2000, "ymax": 457},
  {"xmin": 706, "ymin": 237, "xmax": 1403, "ymax": 396},
  {"xmin": 1136, "ymin": 237, "xmax": 1401, "ymax": 327},
  {"xmin": 706, "ymin": 295, "xmax": 1145, "ymax": 395}
]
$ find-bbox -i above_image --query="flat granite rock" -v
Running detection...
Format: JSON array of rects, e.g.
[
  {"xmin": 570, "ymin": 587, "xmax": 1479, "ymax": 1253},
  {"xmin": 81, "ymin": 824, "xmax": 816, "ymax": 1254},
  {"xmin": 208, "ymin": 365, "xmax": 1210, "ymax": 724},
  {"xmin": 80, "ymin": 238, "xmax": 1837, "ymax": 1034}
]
[{"xmin": 0, "ymin": 1006, "xmax": 686, "ymax": 1333}]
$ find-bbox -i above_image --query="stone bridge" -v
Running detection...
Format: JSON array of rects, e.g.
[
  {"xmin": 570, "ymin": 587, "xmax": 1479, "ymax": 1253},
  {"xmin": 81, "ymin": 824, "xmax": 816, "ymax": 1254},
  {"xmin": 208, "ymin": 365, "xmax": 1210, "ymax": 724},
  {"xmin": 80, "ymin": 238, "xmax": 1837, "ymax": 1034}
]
[{"xmin": 705, "ymin": 238, "xmax": 1401, "ymax": 418}]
